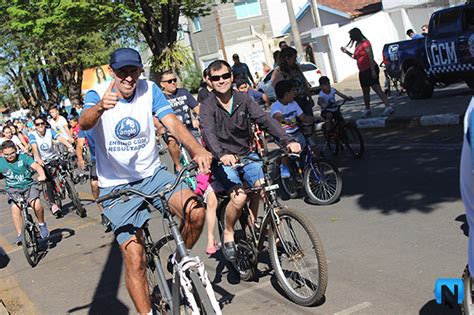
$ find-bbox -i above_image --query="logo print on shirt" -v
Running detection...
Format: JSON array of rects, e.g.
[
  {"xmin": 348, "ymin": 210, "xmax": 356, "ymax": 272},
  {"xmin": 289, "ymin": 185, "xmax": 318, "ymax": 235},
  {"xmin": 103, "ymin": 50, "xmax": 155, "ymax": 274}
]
[
  {"xmin": 40, "ymin": 143, "xmax": 49, "ymax": 151},
  {"xmin": 115, "ymin": 117, "xmax": 141, "ymax": 140}
]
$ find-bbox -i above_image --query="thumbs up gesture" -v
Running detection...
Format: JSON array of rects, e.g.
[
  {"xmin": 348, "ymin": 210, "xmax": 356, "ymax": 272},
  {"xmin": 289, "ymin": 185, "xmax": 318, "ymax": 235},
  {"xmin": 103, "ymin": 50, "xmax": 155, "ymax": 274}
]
[{"xmin": 100, "ymin": 80, "xmax": 119, "ymax": 111}]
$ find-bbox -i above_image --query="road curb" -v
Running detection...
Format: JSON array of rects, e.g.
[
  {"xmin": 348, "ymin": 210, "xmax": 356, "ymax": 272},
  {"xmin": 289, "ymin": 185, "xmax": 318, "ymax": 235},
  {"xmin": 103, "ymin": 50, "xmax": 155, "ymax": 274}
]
[{"xmin": 355, "ymin": 113, "xmax": 462, "ymax": 129}]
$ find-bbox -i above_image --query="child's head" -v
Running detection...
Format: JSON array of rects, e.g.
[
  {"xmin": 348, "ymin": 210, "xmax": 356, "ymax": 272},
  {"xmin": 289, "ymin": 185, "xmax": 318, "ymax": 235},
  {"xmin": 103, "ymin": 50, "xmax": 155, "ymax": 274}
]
[
  {"xmin": 275, "ymin": 80, "xmax": 295, "ymax": 104},
  {"xmin": 2, "ymin": 140, "xmax": 17, "ymax": 162},
  {"xmin": 236, "ymin": 80, "xmax": 250, "ymax": 93},
  {"xmin": 69, "ymin": 116, "xmax": 78, "ymax": 127},
  {"xmin": 319, "ymin": 76, "xmax": 331, "ymax": 93}
]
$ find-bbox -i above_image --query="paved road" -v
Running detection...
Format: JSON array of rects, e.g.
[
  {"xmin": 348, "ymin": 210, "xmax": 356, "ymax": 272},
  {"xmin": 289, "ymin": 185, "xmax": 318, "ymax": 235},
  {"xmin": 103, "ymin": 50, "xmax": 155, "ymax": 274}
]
[{"xmin": 0, "ymin": 124, "xmax": 467, "ymax": 314}]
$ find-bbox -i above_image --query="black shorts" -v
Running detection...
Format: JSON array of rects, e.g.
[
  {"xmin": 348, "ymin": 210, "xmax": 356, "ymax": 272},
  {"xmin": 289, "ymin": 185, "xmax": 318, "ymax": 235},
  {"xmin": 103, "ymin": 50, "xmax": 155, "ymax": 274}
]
[
  {"xmin": 359, "ymin": 64, "xmax": 380, "ymax": 88},
  {"xmin": 90, "ymin": 160, "xmax": 98, "ymax": 181}
]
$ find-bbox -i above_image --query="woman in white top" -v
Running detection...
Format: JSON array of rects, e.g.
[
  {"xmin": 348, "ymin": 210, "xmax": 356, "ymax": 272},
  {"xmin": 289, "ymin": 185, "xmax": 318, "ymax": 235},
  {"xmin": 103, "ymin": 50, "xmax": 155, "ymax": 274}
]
[{"xmin": 0, "ymin": 126, "xmax": 29, "ymax": 153}]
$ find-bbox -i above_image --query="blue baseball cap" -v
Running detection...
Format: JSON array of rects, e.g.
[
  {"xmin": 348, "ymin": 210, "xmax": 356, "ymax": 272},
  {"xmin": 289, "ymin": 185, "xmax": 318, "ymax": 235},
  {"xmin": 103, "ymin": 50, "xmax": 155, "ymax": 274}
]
[{"xmin": 110, "ymin": 48, "xmax": 143, "ymax": 70}]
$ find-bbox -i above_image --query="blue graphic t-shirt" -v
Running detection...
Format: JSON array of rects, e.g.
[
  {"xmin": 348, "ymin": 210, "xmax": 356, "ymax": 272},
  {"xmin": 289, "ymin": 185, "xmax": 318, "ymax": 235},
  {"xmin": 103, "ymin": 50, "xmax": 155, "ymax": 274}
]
[
  {"xmin": 166, "ymin": 88, "xmax": 198, "ymax": 131},
  {"xmin": 0, "ymin": 153, "xmax": 35, "ymax": 189},
  {"xmin": 271, "ymin": 100, "xmax": 303, "ymax": 134}
]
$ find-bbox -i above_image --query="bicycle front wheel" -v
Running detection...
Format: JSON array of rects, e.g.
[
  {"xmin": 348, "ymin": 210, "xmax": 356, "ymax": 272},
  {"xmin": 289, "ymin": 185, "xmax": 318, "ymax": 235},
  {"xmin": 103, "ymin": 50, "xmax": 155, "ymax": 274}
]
[
  {"xmin": 342, "ymin": 123, "xmax": 364, "ymax": 158},
  {"xmin": 269, "ymin": 208, "xmax": 328, "ymax": 306},
  {"xmin": 65, "ymin": 175, "xmax": 87, "ymax": 218},
  {"xmin": 188, "ymin": 270, "xmax": 218, "ymax": 315},
  {"xmin": 304, "ymin": 158, "xmax": 342, "ymax": 205},
  {"xmin": 22, "ymin": 222, "xmax": 40, "ymax": 267}
]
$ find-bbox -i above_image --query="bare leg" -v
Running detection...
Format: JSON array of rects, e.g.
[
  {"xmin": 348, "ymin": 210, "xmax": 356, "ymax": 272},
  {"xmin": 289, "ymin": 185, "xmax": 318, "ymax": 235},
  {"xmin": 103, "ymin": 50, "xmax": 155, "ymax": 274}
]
[
  {"xmin": 90, "ymin": 179, "xmax": 103, "ymax": 212},
  {"xmin": 31, "ymin": 199, "xmax": 45, "ymax": 223},
  {"xmin": 371, "ymin": 84, "xmax": 390, "ymax": 107},
  {"xmin": 362, "ymin": 86, "xmax": 371, "ymax": 110},
  {"xmin": 206, "ymin": 191, "xmax": 218, "ymax": 249},
  {"xmin": 223, "ymin": 187, "xmax": 247, "ymax": 244},
  {"xmin": 11, "ymin": 204, "xmax": 22, "ymax": 236},
  {"xmin": 168, "ymin": 188, "xmax": 206, "ymax": 249},
  {"xmin": 120, "ymin": 230, "xmax": 151, "ymax": 314}
]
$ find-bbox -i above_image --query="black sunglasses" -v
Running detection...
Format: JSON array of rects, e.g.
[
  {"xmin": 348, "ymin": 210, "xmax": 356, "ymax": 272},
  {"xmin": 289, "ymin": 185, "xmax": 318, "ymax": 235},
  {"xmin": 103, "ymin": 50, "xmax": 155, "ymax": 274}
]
[
  {"xmin": 210, "ymin": 73, "xmax": 232, "ymax": 82},
  {"xmin": 35, "ymin": 122, "xmax": 46, "ymax": 126},
  {"xmin": 164, "ymin": 78, "xmax": 177, "ymax": 84}
]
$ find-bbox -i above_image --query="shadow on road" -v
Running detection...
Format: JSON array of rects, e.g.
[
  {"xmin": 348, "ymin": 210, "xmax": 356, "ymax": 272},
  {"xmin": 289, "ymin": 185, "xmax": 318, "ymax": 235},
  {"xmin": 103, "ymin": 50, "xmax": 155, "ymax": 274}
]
[
  {"xmin": 419, "ymin": 299, "xmax": 461, "ymax": 314},
  {"xmin": 0, "ymin": 246, "xmax": 10, "ymax": 269},
  {"xmin": 67, "ymin": 241, "xmax": 128, "ymax": 314},
  {"xmin": 456, "ymin": 214, "xmax": 469, "ymax": 237}
]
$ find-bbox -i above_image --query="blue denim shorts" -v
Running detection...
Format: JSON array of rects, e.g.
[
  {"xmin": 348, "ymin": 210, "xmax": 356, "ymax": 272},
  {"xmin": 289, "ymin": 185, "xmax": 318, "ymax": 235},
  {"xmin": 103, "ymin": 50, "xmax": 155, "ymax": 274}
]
[
  {"xmin": 99, "ymin": 166, "xmax": 187, "ymax": 245},
  {"xmin": 211, "ymin": 152, "xmax": 264, "ymax": 192}
]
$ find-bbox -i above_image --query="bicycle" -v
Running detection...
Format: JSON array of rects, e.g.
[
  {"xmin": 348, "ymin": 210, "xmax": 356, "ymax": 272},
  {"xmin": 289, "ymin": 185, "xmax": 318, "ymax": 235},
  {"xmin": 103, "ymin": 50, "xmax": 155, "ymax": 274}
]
[
  {"xmin": 97, "ymin": 162, "xmax": 221, "ymax": 315},
  {"xmin": 179, "ymin": 143, "xmax": 197, "ymax": 191},
  {"xmin": 322, "ymin": 99, "xmax": 364, "ymax": 159},
  {"xmin": 43, "ymin": 150, "xmax": 87, "ymax": 218},
  {"xmin": 463, "ymin": 265, "xmax": 473, "ymax": 314},
  {"xmin": 0, "ymin": 185, "xmax": 44, "ymax": 267},
  {"xmin": 216, "ymin": 149, "xmax": 328, "ymax": 306},
  {"xmin": 278, "ymin": 136, "xmax": 342, "ymax": 205}
]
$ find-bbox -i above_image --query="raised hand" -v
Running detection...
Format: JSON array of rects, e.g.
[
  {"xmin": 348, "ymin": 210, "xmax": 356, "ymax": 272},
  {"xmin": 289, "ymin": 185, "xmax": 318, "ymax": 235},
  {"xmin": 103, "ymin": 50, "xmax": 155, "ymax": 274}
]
[{"xmin": 100, "ymin": 80, "xmax": 118, "ymax": 111}]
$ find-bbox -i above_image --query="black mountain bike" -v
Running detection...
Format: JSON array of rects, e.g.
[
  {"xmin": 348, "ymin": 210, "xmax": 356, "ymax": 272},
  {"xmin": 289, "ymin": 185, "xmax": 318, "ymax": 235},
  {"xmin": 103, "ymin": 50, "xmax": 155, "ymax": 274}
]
[
  {"xmin": 322, "ymin": 99, "xmax": 364, "ymax": 158},
  {"xmin": 98, "ymin": 163, "xmax": 221, "ymax": 314},
  {"xmin": 216, "ymin": 150, "xmax": 328, "ymax": 306},
  {"xmin": 0, "ymin": 185, "xmax": 43, "ymax": 267}
]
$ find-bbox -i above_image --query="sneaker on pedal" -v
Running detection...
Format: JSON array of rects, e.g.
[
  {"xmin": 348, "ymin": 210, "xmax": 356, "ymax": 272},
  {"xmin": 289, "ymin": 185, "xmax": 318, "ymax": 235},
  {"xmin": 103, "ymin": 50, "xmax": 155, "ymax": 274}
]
[
  {"xmin": 15, "ymin": 235, "xmax": 22, "ymax": 246},
  {"xmin": 361, "ymin": 109, "xmax": 372, "ymax": 119},
  {"xmin": 51, "ymin": 204, "xmax": 62, "ymax": 218},
  {"xmin": 280, "ymin": 164, "xmax": 291, "ymax": 178},
  {"xmin": 38, "ymin": 223, "xmax": 50, "ymax": 239},
  {"xmin": 101, "ymin": 214, "xmax": 112, "ymax": 233}
]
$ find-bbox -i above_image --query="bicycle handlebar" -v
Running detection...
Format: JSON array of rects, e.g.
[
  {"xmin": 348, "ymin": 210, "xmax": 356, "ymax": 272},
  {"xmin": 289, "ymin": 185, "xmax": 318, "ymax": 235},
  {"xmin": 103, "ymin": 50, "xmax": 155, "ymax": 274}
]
[{"xmin": 96, "ymin": 162, "xmax": 199, "ymax": 204}]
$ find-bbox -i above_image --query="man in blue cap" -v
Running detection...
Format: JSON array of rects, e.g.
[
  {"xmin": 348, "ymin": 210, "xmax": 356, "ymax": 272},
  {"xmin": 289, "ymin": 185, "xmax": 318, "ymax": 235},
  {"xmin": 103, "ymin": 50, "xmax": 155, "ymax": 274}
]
[{"xmin": 79, "ymin": 48, "xmax": 212, "ymax": 314}]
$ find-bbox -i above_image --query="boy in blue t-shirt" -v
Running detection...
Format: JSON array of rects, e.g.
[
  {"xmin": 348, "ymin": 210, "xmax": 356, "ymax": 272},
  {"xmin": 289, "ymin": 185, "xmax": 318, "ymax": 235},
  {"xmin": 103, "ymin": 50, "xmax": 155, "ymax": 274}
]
[
  {"xmin": 0, "ymin": 140, "xmax": 49, "ymax": 245},
  {"xmin": 271, "ymin": 80, "xmax": 313, "ymax": 178}
]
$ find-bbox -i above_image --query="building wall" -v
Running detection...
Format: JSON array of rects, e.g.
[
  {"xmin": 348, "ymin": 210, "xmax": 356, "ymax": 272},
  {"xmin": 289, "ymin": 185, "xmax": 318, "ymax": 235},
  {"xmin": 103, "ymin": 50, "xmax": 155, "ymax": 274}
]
[{"xmin": 266, "ymin": 0, "xmax": 309, "ymax": 37}]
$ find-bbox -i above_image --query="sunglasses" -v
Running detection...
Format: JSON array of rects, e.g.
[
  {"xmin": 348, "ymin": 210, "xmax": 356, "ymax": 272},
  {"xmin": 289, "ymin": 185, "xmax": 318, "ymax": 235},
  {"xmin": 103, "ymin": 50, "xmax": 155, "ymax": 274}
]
[
  {"xmin": 164, "ymin": 78, "xmax": 177, "ymax": 84},
  {"xmin": 3, "ymin": 152, "xmax": 16, "ymax": 157},
  {"xmin": 35, "ymin": 122, "xmax": 46, "ymax": 126},
  {"xmin": 210, "ymin": 73, "xmax": 232, "ymax": 82}
]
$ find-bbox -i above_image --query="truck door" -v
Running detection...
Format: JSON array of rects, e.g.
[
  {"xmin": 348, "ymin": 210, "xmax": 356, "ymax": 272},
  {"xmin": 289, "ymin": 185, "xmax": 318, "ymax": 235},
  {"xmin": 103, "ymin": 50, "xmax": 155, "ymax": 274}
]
[
  {"xmin": 426, "ymin": 8, "xmax": 462, "ymax": 76},
  {"xmin": 459, "ymin": 7, "xmax": 474, "ymax": 66}
]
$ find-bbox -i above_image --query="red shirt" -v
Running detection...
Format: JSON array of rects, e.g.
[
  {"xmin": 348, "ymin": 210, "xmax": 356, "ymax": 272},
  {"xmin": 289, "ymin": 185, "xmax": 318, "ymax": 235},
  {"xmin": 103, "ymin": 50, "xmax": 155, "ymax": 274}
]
[{"xmin": 353, "ymin": 40, "xmax": 372, "ymax": 71}]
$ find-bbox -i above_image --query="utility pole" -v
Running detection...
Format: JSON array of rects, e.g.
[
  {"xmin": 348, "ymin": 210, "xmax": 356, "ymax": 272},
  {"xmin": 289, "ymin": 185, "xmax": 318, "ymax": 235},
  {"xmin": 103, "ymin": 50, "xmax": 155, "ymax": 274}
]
[
  {"xmin": 285, "ymin": 0, "xmax": 305, "ymax": 61},
  {"xmin": 214, "ymin": 7, "xmax": 228, "ymax": 61},
  {"xmin": 309, "ymin": 0, "xmax": 322, "ymax": 28}
]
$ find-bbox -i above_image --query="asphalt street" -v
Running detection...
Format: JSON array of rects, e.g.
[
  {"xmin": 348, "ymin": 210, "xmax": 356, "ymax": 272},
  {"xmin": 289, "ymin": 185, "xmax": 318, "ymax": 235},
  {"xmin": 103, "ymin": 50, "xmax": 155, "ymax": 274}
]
[{"xmin": 0, "ymin": 123, "xmax": 467, "ymax": 315}]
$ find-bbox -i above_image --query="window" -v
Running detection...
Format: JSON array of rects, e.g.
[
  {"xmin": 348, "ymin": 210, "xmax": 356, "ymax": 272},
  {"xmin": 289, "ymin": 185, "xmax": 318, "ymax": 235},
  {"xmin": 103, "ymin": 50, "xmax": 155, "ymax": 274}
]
[
  {"xmin": 434, "ymin": 10, "xmax": 460, "ymax": 34},
  {"xmin": 193, "ymin": 17, "xmax": 201, "ymax": 33},
  {"xmin": 177, "ymin": 30, "xmax": 185, "ymax": 40},
  {"xmin": 234, "ymin": 0, "xmax": 262, "ymax": 20},
  {"xmin": 463, "ymin": 8, "xmax": 474, "ymax": 31}
]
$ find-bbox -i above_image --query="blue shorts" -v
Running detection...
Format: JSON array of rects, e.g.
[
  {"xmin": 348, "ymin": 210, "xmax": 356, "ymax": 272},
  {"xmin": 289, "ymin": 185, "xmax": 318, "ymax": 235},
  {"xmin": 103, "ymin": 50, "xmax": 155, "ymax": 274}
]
[
  {"xmin": 211, "ymin": 152, "xmax": 264, "ymax": 192},
  {"xmin": 99, "ymin": 166, "xmax": 187, "ymax": 245},
  {"xmin": 288, "ymin": 130, "xmax": 307, "ymax": 147}
]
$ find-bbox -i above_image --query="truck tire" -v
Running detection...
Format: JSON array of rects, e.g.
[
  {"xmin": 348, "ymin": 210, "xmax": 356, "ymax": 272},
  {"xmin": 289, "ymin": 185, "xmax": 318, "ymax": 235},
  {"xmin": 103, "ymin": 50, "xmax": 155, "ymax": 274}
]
[
  {"xmin": 404, "ymin": 66, "xmax": 434, "ymax": 99},
  {"xmin": 466, "ymin": 79, "xmax": 474, "ymax": 90}
]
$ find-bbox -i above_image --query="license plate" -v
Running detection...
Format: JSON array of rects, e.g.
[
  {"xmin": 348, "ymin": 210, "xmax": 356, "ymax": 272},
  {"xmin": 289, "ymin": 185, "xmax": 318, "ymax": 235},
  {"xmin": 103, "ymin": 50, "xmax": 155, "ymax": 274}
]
[{"xmin": 265, "ymin": 184, "xmax": 279, "ymax": 191}]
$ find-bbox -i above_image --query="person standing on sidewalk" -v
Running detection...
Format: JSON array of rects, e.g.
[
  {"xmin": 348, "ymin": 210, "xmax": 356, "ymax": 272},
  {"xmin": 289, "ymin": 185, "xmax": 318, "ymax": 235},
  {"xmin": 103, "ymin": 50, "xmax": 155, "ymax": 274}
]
[{"xmin": 340, "ymin": 28, "xmax": 394, "ymax": 118}]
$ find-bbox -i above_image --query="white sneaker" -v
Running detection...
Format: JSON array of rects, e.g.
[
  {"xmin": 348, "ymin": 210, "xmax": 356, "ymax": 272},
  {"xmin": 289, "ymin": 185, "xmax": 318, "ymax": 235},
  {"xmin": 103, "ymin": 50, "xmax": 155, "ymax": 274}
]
[
  {"xmin": 361, "ymin": 109, "xmax": 372, "ymax": 119},
  {"xmin": 382, "ymin": 106, "xmax": 395, "ymax": 117}
]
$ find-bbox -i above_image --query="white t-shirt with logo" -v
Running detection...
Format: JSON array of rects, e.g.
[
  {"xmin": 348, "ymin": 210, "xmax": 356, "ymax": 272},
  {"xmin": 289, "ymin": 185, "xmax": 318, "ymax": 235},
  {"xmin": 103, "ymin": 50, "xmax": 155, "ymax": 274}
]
[
  {"xmin": 318, "ymin": 87, "xmax": 338, "ymax": 112},
  {"xmin": 271, "ymin": 100, "xmax": 303, "ymax": 134},
  {"xmin": 29, "ymin": 129, "xmax": 60, "ymax": 160},
  {"xmin": 49, "ymin": 116, "xmax": 70, "ymax": 140},
  {"xmin": 84, "ymin": 80, "xmax": 173, "ymax": 188}
]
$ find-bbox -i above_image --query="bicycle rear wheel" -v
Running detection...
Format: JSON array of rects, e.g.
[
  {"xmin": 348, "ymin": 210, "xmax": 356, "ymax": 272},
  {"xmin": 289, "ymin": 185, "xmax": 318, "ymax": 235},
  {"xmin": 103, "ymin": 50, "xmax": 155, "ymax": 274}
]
[
  {"xmin": 65, "ymin": 175, "xmax": 87, "ymax": 218},
  {"xmin": 269, "ymin": 208, "xmax": 327, "ymax": 306},
  {"xmin": 342, "ymin": 123, "xmax": 364, "ymax": 158},
  {"xmin": 303, "ymin": 158, "xmax": 342, "ymax": 205},
  {"xmin": 22, "ymin": 222, "xmax": 40, "ymax": 267}
]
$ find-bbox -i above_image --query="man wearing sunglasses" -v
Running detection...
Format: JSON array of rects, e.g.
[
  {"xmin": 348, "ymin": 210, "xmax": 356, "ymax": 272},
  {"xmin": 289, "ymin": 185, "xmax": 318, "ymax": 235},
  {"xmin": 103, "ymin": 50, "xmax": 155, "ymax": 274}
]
[
  {"xmin": 159, "ymin": 70, "xmax": 200, "ymax": 172},
  {"xmin": 29, "ymin": 117, "xmax": 75, "ymax": 218},
  {"xmin": 200, "ymin": 60, "xmax": 301, "ymax": 261},
  {"xmin": 79, "ymin": 48, "xmax": 212, "ymax": 315}
]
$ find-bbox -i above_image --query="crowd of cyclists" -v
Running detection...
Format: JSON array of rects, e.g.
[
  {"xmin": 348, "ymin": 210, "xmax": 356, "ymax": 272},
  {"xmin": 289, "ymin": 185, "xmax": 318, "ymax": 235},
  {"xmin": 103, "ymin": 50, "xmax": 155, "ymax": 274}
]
[{"xmin": 0, "ymin": 45, "xmax": 351, "ymax": 314}]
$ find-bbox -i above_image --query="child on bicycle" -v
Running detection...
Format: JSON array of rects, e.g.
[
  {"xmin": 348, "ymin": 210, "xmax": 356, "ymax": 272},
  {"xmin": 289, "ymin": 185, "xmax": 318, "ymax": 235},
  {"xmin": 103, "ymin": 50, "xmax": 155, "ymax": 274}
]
[
  {"xmin": 317, "ymin": 76, "xmax": 353, "ymax": 135},
  {"xmin": 0, "ymin": 140, "xmax": 49, "ymax": 245},
  {"xmin": 271, "ymin": 80, "xmax": 313, "ymax": 178}
]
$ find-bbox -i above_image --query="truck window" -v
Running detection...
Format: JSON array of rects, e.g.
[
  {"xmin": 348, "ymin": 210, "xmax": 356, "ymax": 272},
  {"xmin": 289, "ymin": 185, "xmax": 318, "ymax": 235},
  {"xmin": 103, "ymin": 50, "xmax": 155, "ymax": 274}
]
[
  {"xmin": 434, "ymin": 10, "xmax": 460, "ymax": 34},
  {"xmin": 463, "ymin": 8, "xmax": 474, "ymax": 31}
]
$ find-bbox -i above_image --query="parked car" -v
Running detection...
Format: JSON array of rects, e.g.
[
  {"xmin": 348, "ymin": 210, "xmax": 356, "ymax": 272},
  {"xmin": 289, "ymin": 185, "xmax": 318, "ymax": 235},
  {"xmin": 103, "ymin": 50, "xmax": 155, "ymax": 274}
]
[
  {"xmin": 257, "ymin": 62, "xmax": 323, "ymax": 102},
  {"xmin": 382, "ymin": 3, "xmax": 474, "ymax": 99}
]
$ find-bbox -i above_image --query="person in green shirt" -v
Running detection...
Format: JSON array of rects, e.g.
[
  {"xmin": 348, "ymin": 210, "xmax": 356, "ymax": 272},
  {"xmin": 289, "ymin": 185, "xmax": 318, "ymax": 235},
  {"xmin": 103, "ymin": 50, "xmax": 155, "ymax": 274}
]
[{"xmin": 0, "ymin": 140, "xmax": 49, "ymax": 245}]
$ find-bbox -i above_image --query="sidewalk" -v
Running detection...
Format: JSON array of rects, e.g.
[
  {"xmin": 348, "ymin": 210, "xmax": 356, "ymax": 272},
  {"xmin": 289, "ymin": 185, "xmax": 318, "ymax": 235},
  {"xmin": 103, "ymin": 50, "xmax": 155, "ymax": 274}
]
[{"xmin": 325, "ymin": 74, "xmax": 474, "ymax": 129}]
